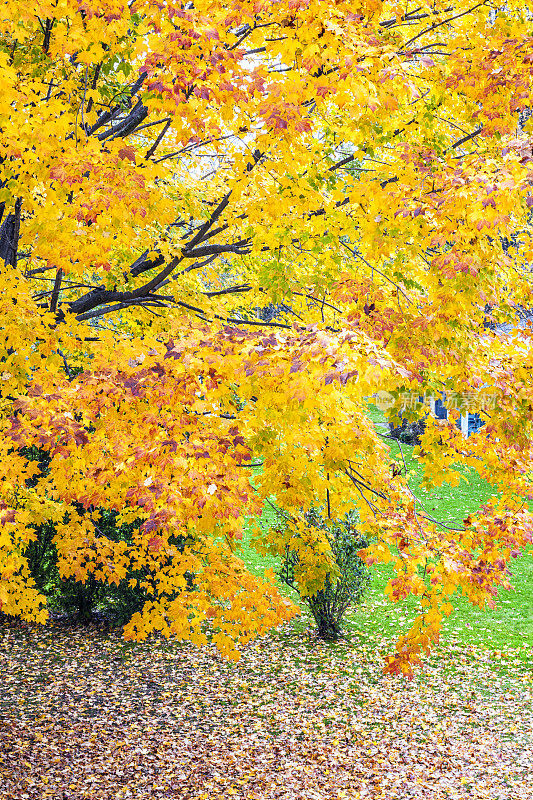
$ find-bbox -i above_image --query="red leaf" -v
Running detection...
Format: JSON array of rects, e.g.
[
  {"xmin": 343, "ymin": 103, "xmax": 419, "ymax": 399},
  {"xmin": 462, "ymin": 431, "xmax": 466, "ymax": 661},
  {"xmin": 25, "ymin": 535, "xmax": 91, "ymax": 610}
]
[
  {"xmin": 148, "ymin": 536, "xmax": 162, "ymax": 553},
  {"xmin": 118, "ymin": 146, "xmax": 136, "ymax": 163}
]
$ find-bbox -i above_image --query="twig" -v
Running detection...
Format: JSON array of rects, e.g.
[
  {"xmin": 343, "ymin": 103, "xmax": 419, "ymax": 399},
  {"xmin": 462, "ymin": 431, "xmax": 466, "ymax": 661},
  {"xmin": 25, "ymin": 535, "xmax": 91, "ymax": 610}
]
[
  {"xmin": 340, "ymin": 241, "xmax": 414, "ymax": 306},
  {"xmin": 145, "ymin": 119, "xmax": 171, "ymax": 159}
]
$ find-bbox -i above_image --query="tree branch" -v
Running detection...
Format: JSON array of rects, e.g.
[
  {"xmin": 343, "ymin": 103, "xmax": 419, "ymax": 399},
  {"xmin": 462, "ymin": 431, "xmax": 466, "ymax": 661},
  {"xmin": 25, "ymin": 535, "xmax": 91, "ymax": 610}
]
[
  {"xmin": 49, "ymin": 268, "xmax": 63, "ymax": 313},
  {"xmin": 402, "ymin": 3, "xmax": 485, "ymax": 49},
  {"xmin": 448, "ymin": 126, "xmax": 483, "ymax": 151}
]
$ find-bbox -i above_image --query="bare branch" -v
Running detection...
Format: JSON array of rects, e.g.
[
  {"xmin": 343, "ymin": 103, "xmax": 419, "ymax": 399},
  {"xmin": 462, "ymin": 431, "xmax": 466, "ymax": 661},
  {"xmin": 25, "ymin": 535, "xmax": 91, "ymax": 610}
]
[
  {"xmin": 402, "ymin": 2, "xmax": 485, "ymax": 49},
  {"xmin": 49, "ymin": 268, "xmax": 63, "ymax": 313},
  {"xmin": 340, "ymin": 241, "xmax": 415, "ymax": 307},
  {"xmin": 204, "ymin": 284, "xmax": 252, "ymax": 297},
  {"xmin": 290, "ymin": 290, "xmax": 342, "ymax": 315},
  {"xmin": 0, "ymin": 197, "xmax": 22, "ymax": 268},
  {"xmin": 328, "ymin": 155, "xmax": 356, "ymax": 172},
  {"xmin": 183, "ymin": 192, "xmax": 233, "ymax": 253},
  {"xmin": 183, "ymin": 241, "xmax": 251, "ymax": 259},
  {"xmin": 223, "ymin": 317, "xmax": 291, "ymax": 329},
  {"xmin": 448, "ymin": 125, "xmax": 483, "ymax": 151},
  {"xmin": 145, "ymin": 118, "xmax": 171, "ymax": 159}
]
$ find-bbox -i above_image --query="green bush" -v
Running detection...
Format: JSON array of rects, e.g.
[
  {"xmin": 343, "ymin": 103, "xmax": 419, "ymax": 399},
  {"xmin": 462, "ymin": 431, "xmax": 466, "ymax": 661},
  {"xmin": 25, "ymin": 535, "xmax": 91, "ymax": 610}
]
[
  {"xmin": 18, "ymin": 447, "xmax": 197, "ymax": 626},
  {"xmin": 389, "ymin": 417, "xmax": 427, "ymax": 445},
  {"xmin": 279, "ymin": 507, "xmax": 371, "ymax": 641},
  {"xmin": 24, "ymin": 507, "xmax": 151, "ymax": 624}
]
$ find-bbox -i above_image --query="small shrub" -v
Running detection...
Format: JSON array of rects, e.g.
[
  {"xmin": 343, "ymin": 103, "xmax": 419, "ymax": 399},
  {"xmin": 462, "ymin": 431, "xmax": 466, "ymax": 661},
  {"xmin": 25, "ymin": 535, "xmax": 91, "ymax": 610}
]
[
  {"xmin": 278, "ymin": 507, "xmax": 371, "ymax": 641},
  {"xmin": 23, "ymin": 509, "xmax": 150, "ymax": 624},
  {"xmin": 389, "ymin": 417, "xmax": 427, "ymax": 445},
  {"xmin": 18, "ymin": 447, "xmax": 197, "ymax": 626}
]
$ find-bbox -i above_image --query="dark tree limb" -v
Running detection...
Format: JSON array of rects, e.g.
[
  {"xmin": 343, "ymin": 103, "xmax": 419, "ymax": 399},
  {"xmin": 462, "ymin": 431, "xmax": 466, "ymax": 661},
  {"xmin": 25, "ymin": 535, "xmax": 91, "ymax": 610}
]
[
  {"xmin": 145, "ymin": 118, "xmax": 171, "ymax": 159},
  {"xmin": 204, "ymin": 284, "xmax": 252, "ymax": 297},
  {"xmin": 97, "ymin": 99, "xmax": 148, "ymax": 141},
  {"xmin": 183, "ymin": 192, "xmax": 232, "ymax": 253},
  {"xmin": 0, "ymin": 198, "xmax": 22, "ymax": 268},
  {"xmin": 49, "ymin": 268, "xmax": 63, "ymax": 313},
  {"xmin": 448, "ymin": 126, "xmax": 483, "ymax": 151},
  {"xmin": 402, "ymin": 2, "xmax": 485, "ymax": 49},
  {"xmin": 41, "ymin": 18, "xmax": 54, "ymax": 55},
  {"xmin": 86, "ymin": 74, "xmax": 146, "ymax": 137},
  {"xmin": 183, "ymin": 241, "xmax": 251, "ymax": 259}
]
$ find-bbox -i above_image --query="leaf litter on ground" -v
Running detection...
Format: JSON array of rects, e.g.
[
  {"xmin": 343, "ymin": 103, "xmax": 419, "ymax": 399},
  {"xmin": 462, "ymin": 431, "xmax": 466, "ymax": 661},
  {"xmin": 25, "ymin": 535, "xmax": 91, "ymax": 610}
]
[{"xmin": 0, "ymin": 613, "xmax": 532, "ymax": 800}]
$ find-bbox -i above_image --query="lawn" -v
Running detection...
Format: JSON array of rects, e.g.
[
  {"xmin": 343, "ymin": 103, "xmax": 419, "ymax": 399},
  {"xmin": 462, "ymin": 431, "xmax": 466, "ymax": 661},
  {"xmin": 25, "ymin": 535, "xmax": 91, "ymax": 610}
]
[{"xmin": 237, "ymin": 404, "xmax": 533, "ymax": 656}]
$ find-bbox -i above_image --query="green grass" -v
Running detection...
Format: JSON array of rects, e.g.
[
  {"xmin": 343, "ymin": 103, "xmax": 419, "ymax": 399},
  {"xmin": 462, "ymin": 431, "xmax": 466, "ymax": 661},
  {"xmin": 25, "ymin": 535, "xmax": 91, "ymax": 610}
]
[{"xmin": 237, "ymin": 404, "xmax": 533, "ymax": 656}]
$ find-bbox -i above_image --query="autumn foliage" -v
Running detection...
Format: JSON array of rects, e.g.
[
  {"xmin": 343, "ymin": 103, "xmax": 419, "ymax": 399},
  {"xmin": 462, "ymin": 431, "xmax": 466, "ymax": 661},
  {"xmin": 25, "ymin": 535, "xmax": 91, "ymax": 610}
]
[{"xmin": 1, "ymin": 0, "xmax": 533, "ymax": 675}]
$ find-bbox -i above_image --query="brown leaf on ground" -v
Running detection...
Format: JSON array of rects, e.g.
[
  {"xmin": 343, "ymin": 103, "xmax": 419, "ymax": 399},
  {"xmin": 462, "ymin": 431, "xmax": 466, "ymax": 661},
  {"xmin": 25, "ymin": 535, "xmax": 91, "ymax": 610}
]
[{"xmin": 1, "ymin": 619, "xmax": 531, "ymax": 799}]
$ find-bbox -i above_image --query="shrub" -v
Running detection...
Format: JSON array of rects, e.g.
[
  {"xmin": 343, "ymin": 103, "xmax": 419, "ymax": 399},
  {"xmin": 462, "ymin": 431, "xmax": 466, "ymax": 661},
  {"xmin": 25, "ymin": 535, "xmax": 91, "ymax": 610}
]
[
  {"xmin": 23, "ymin": 508, "xmax": 151, "ymax": 624},
  {"xmin": 389, "ymin": 416, "xmax": 427, "ymax": 445},
  {"xmin": 278, "ymin": 507, "xmax": 371, "ymax": 641},
  {"xmin": 16, "ymin": 445, "xmax": 197, "ymax": 626}
]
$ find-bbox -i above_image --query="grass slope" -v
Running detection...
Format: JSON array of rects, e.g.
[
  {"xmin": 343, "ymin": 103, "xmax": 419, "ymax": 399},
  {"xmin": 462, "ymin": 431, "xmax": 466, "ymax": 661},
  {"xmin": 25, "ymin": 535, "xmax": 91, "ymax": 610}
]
[{"xmin": 237, "ymin": 405, "xmax": 533, "ymax": 656}]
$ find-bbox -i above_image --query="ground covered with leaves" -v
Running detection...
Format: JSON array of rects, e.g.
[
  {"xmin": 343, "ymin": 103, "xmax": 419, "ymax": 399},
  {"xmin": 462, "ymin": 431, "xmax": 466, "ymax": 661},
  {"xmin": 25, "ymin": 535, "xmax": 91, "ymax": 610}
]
[{"xmin": 1, "ymin": 615, "xmax": 532, "ymax": 800}]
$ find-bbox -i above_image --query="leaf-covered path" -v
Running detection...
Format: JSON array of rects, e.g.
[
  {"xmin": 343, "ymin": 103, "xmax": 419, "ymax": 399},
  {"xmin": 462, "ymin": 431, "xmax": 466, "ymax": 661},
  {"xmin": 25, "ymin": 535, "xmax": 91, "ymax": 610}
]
[{"xmin": 1, "ymin": 620, "xmax": 531, "ymax": 800}]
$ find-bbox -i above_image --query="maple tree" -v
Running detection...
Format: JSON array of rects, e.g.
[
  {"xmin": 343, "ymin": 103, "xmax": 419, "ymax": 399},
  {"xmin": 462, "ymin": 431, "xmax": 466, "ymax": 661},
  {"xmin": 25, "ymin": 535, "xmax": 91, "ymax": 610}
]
[{"xmin": 1, "ymin": 0, "xmax": 533, "ymax": 675}]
